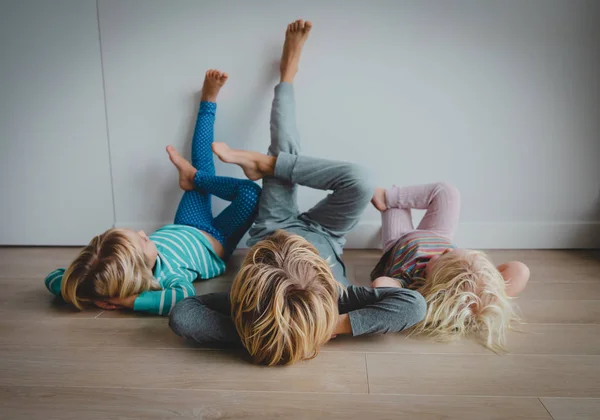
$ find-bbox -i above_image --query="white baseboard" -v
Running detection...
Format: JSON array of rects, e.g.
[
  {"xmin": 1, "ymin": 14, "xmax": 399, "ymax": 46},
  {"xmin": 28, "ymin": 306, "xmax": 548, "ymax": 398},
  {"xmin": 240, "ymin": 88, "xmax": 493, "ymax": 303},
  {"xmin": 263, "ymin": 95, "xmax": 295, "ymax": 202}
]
[{"xmin": 116, "ymin": 221, "xmax": 600, "ymax": 249}]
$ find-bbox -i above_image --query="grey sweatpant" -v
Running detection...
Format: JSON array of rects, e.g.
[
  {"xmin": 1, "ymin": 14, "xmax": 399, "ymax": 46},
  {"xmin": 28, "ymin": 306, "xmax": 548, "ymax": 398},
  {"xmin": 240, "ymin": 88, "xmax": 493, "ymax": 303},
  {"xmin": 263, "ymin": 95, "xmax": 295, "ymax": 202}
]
[{"xmin": 247, "ymin": 83, "xmax": 374, "ymax": 284}]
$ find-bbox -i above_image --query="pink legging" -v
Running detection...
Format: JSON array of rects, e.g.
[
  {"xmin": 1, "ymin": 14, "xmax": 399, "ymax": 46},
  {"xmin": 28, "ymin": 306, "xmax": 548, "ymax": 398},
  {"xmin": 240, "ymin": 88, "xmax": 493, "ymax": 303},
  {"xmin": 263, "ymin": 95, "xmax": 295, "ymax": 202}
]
[{"xmin": 382, "ymin": 183, "xmax": 461, "ymax": 252}]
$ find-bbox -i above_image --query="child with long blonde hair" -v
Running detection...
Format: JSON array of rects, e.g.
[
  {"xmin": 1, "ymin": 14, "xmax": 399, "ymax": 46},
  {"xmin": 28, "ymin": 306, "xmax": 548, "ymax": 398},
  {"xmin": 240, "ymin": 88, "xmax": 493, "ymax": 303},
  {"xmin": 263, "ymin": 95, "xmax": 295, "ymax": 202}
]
[
  {"xmin": 169, "ymin": 19, "xmax": 426, "ymax": 365},
  {"xmin": 370, "ymin": 183, "xmax": 530, "ymax": 350},
  {"xmin": 44, "ymin": 71, "xmax": 261, "ymax": 315}
]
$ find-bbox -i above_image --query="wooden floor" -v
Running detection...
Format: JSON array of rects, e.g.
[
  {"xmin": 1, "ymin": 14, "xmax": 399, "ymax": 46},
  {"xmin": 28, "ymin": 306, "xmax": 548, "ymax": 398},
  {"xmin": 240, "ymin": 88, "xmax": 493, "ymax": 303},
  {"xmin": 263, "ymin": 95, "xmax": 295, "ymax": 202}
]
[{"xmin": 0, "ymin": 248, "xmax": 599, "ymax": 420}]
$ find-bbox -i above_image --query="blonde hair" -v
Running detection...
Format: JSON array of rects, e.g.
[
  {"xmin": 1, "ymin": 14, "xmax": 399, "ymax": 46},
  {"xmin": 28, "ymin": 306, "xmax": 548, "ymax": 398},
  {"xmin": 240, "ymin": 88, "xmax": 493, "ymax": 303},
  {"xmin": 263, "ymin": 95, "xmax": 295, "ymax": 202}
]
[
  {"xmin": 409, "ymin": 250, "xmax": 518, "ymax": 351},
  {"xmin": 61, "ymin": 229, "xmax": 160, "ymax": 310},
  {"xmin": 230, "ymin": 230, "xmax": 340, "ymax": 366}
]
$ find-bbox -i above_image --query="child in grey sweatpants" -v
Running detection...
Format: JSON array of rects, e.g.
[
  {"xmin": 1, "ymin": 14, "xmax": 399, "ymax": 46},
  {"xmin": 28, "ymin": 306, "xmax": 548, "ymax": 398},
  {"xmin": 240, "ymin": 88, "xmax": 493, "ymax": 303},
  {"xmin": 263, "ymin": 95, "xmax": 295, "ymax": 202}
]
[{"xmin": 169, "ymin": 19, "xmax": 425, "ymax": 364}]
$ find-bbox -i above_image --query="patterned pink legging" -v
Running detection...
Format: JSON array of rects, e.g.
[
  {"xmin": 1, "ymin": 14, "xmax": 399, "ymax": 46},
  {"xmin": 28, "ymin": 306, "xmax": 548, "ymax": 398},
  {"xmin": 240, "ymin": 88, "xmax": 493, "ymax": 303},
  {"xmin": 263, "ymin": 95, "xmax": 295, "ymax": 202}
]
[{"xmin": 382, "ymin": 183, "xmax": 461, "ymax": 251}]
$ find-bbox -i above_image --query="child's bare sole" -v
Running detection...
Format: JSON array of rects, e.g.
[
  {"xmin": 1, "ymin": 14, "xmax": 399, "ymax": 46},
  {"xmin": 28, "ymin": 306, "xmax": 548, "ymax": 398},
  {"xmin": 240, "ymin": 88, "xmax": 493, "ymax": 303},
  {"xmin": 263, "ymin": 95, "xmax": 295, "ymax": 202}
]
[
  {"xmin": 371, "ymin": 187, "xmax": 387, "ymax": 212},
  {"xmin": 166, "ymin": 145, "xmax": 196, "ymax": 191},
  {"xmin": 212, "ymin": 142, "xmax": 274, "ymax": 181},
  {"xmin": 280, "ymin": 19, "xmax": 312, "ymax": 83},
  {"xmin": 201, "ymin": 69, "xmax": 228, "ymax": 102}
]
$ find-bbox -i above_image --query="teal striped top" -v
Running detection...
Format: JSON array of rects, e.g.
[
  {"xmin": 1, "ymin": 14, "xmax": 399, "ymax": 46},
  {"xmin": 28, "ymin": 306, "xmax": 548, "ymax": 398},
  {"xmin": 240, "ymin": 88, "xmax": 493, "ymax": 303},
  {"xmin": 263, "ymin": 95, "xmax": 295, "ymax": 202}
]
[{"xmin": 44, "ymin": 224, "xmax": 226, "ymax": 316}]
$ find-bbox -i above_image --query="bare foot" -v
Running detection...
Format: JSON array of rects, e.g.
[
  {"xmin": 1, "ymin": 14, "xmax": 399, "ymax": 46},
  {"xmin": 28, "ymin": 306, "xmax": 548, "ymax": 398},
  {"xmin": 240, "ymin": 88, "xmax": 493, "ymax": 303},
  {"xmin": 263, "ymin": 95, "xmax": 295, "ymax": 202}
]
[
  {"xmin": 201, "ymin": 69, "xmax": 228, "ymax": 102},
  {"xmin": 371, "ymin": 187, "xmax": 387, "ymax": 212},
  {"xmin": 280, "ymin": 19, "xmax": 312, "ymax": 83},
  {"xmin": 212, "ymin": 142, "xmax": 275, "ymax": 181},
  {"xmin": 166, "ymin": 145, "xmax": 196, "ymax": 191}
]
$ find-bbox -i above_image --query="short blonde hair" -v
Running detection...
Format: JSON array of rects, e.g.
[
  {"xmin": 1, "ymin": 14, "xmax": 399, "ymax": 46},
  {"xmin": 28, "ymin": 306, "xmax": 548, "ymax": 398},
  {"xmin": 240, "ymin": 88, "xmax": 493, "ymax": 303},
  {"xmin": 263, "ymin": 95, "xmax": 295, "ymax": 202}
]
[
  {"xmin": 409, "ymin": 250, "xmax": 518, "ymax": 351},
  {"xmin": 61, "ymin": 229, "xmax": 160, "ymax": 310},
  {"xmin": 230, "ymin": 230, "xmax": 340, "ymax": 366}
]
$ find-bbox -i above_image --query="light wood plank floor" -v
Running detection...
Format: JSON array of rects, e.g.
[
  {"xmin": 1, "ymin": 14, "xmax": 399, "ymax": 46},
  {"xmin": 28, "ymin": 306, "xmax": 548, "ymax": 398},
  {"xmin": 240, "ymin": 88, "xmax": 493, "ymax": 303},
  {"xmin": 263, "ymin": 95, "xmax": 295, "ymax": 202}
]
[{"xmin": 0, "ymin": 248, "xmax": 599, "ymax": 419}]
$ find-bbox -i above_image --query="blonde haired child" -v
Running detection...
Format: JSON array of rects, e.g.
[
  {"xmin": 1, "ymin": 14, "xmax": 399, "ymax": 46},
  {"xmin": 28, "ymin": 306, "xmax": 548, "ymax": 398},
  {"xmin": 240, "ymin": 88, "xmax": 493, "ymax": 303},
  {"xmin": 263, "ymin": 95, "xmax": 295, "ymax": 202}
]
[
  {"xmin": 44, "ymin": 71, "xmax": 261, "ymax": 315},
  {"xmin": 370, "ymin": 183, "xmax": 530, "ymax": 350},
  {"xmin": 169, "ymin": 20, "xmax": 426, "ymax": 365}
]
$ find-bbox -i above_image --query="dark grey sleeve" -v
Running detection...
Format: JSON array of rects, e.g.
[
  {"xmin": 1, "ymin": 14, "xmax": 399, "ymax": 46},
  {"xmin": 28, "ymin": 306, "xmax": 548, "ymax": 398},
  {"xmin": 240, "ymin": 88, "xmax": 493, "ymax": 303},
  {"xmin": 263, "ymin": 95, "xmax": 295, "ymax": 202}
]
[
  {"xmin": 339, "ymin": 285, "xmax": 427, "ymax": 336},
  {"xmin": 168, "ymin": 292, "xmax": 241, "ymax": 346}
]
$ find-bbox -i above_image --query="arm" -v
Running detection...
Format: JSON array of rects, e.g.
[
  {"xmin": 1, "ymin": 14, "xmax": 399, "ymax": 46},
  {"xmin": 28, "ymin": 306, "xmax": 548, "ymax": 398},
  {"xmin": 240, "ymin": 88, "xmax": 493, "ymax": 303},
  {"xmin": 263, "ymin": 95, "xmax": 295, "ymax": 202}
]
[
  {"xmin": 338, "ymin": 286, "xmax": 426, "ymax": 336},
  {"xmin": 168, "ymin": 292, "xmax": 241, "ymax": 346},
  {"xmin": 133, "ymin": 275, "xmax": 196, "ymax": 316},
  {"xmin": 44, "ymin": 269, "xmax": 65, "ymax": 297}
]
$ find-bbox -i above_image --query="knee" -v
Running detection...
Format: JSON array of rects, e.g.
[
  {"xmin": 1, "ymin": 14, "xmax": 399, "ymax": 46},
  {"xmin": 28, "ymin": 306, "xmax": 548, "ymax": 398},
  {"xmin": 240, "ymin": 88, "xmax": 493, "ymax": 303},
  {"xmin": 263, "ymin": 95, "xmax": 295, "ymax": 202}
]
[
  {"xmin": 240, "ymin": 181, "xmax": 262, "ymax": 208},
  {"xmin": 344, "ymin": 163, "xmax": 375, "ymax": 203},
  {"xmin": 433, "ymin": 182, "xmax": 460, "ymax": 206},
  {"xmin": 168, "ymin": 299, "xmax": 195, "ymax": 338}
]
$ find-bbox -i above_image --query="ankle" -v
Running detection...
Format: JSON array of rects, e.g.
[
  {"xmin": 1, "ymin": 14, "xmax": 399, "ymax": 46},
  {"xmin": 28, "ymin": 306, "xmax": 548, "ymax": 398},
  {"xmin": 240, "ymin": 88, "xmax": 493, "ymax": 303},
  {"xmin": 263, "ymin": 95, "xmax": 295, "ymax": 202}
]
[
  {"xmin": 201, "ymin": 94, "xmax": 217, "ymax": 103},
  {"xmin": 280, "ymin": 67, "xmax": 296, "ymax": 84},
  {"xmin": 258, "ymin": 155, "xmax": 276, "ymax": 176}
]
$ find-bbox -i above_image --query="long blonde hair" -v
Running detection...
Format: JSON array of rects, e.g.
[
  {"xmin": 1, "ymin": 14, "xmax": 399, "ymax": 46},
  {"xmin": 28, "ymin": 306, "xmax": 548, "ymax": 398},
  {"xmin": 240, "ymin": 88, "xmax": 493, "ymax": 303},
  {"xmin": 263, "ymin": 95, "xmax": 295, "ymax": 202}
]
[
  {"xmin": 409, "ymin": 250, "xmax": 518, "ymax": 351},
  {"xmin": 230, "ymin": 230, "xmax": 340, "ymax": 366},
  {"xmin": 61, "ymin": 229, "xmax": 160, "ymax": 309}
]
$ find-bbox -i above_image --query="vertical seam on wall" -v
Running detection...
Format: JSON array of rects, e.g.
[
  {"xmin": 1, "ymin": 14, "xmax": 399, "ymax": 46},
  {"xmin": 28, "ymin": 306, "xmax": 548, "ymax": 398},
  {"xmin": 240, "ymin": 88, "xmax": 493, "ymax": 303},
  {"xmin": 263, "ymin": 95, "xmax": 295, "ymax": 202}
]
[{"xmin": 96, "ymin": 0, "xmax": 117, "ymax": 227}]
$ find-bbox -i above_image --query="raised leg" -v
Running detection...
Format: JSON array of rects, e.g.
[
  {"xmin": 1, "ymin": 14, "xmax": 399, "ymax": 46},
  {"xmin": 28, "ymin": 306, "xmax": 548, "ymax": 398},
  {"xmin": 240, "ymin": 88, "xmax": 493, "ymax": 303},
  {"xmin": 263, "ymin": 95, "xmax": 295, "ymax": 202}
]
[
  {"xmin": 212, "ymin": 146, "xmax": 374, "ymax": 244},
  {"xmin": 381, "ymin": 208, "xmax": 415, "ymax": 252},
  {"xmin": 278, "ymin": 154, "xmax": 374, "ymax": 241},
  {"xmin": 168, "ymin": 145, "xmax": 261, "ymax": 256},
  {"xmin": 191, "ymin": 69, "xmax": 228, "ymax": 172},
  {"xmin": 211, "ymin": 178, "xmax": 261, "ymax": 257},
  {"xmin": 253, "ymin": 83, "xmax": 302, "ymax": 235},
  {"xmin": 382, "ymin": 183, "xmax": 461, "ymax": 241},
  {"xmin": 213, "ymin": 20, "xmax": 312, "ymax": 243},
  {"xmin": 170, "ymin": 70, "xmax": 227, "ymax": 227}
]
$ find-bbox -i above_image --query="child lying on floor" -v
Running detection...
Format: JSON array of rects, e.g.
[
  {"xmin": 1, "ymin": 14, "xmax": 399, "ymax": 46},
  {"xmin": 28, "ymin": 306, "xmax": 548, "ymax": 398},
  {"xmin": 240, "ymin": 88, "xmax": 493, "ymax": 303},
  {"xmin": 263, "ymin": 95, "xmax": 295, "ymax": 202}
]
[
  {"xmin": 44, "ymin": 71, "xmax": 261, "ymax": 315},
  {"xmin": 168, "ymin": 19, "xmax": 426, "ymax": 366},
  {"xmin": 370, "ymin": 183, "xmax": 530, "ymax": 350}
]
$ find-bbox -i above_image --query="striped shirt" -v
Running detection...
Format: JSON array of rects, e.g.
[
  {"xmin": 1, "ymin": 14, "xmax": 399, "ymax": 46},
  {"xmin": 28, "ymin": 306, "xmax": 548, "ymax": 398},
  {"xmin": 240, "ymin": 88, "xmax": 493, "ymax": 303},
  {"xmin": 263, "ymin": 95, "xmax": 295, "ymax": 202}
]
[
  {"xmin": 371, "ymin": 231, "xmax": 455, "ymax": 287},
  {"xmin": 44, "ymin": 224, "xmax": 226, "ymax": 316}
]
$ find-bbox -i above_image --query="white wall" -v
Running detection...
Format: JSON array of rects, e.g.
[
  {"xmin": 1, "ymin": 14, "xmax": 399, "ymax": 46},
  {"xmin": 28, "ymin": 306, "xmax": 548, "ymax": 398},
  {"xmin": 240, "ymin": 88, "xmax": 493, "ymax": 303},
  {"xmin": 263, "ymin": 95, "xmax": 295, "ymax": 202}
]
[
  {"xmin": 1, "ymin": 0, "xmax": 599, "ymax": 248},
  {"xmin": 99, "ymin": 0, "xmax": 600, "ymax": 248},
  {"xmin": 0, "ymin": 0, "xmax": 114, "ymax": 245}
]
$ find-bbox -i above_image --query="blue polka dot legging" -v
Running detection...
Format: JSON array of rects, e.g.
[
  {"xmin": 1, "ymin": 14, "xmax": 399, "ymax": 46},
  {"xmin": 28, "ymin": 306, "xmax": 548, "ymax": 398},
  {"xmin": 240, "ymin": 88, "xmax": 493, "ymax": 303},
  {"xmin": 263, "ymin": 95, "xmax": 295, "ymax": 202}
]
[{"xmin": 174, "ymin": 101, "xmax": 261, "ymax": 258}]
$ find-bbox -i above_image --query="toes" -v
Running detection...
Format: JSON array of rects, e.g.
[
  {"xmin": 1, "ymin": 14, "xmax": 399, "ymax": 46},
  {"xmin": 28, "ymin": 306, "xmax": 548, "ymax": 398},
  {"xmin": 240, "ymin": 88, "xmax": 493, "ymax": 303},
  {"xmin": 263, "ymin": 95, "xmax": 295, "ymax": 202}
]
[
  {"xmin": 206, "ymin": 69, "xmax": 227, "ymax": 81},
  {"xmin": 166, "ymin": 145, "xmax": 180, "ymax": 161},
  {"xmin": 304, "ymin": 21, "xmax": 312, "ymax": 33},
  {"xmin": 297, "ymin": 19, "xmax": 304, "ymax": 31}
]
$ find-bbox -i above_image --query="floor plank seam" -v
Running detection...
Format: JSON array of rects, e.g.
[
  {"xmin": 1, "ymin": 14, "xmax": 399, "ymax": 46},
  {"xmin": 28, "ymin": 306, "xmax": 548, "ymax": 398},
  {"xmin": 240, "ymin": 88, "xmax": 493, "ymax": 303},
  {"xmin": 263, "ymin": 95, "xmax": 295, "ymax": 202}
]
[
  {"xmin": 0, "ymin": 384, "xmax": 374, "ymax": 396},
  {"xmin": 1, "ymin": 383, "xmax": 580, "ymax": 399},
  {"xmin": 1, "ymin": 346, "xmax": 598, "ymax": 357},
  {"xmin": 536, "ymin": 397, "xmax": 600, "ymax": 400},
  {"xmin": 537, "ymin": 398, "xmax": 556, "ymax": 420},
  {"xmin": 364, "ymin": 353, "xmax": 370, "ymax": 394},
  {"xmin": 0, "ymin": 345, "xmax": 223, "ymax": 352}
]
